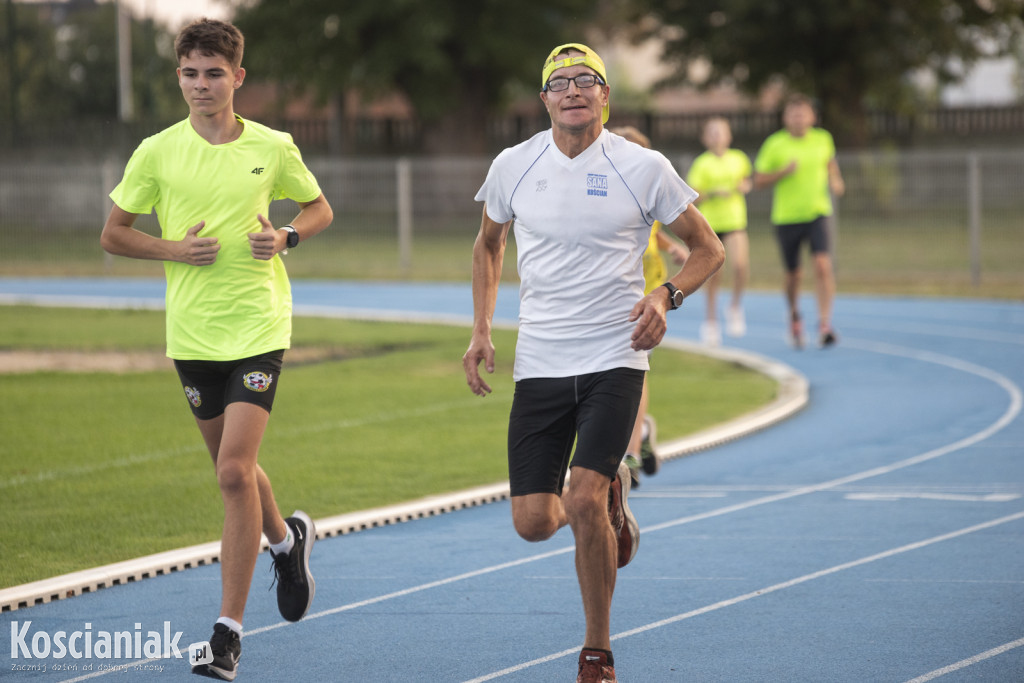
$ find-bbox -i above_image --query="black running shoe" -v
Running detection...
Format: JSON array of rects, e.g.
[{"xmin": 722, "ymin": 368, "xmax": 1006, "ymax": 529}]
[
  {"xmin": 191, "ymin": 623, "xmax": 240, "ymax": 681},
  {"xmin": 271, "ymin": 510, "xmax": 316, "ymax": 622},
  {"xmin": 819, "ymin": 328, "xmax": 838, "ymax": 348}
]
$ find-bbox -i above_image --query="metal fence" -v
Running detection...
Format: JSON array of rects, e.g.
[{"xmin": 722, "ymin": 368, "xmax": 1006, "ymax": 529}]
[
  {"xmin": 10, "ymin": 104, "xmax": 1024, "ymax": 158},
  {"xmin": 0, "ymin": 148, "xmax": 1021, "ymax": 297}
]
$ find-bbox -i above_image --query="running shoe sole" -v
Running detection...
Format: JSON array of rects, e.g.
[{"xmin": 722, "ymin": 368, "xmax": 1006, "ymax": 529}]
[{"xmin": 612, "ymin": 462, "xmax": 639, "ymax": 568}]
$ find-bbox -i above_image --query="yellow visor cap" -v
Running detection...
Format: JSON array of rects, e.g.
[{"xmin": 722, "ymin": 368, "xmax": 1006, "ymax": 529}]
[{"xmin": 542, "ymin": 42, "xmax": 610, "ymax": 124}]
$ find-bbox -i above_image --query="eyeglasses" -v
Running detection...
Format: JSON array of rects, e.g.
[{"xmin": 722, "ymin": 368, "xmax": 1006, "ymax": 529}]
[{"xmin": 543, "ymin": 74, "xmax": 605, "ymax": 92}]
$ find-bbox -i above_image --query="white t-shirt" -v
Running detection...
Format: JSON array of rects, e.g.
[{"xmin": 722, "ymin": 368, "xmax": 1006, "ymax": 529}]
[{"xmin": 476, "ymin": 128, "xmax": 698, "ymax": 381}]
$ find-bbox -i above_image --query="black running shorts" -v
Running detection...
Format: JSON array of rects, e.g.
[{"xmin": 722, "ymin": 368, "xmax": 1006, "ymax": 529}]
[
  {"xmin": 173, "ymin": 350, "xmax": 285, "ymax": 420},
  {"xmin": 507, "ymin": 368, "xmax": 645, "ymax": 497},
  {"xmin": 774, "ymin": 215, "xmax": 831, "ymax": 272}
]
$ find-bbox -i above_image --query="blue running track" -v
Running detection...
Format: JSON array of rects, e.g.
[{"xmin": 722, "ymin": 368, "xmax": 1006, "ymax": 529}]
[{"xmin": 1, "ymin": 278, "xmax": 1022, "ymax": 682}]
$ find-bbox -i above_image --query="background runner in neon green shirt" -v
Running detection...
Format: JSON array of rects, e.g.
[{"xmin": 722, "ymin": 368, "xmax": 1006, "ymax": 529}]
[
  {"xmin": 100, "ymin": 19, "xmax": 333, "ymax": 681},
  {"xmin": 686, "ymin": 117, "xmax": 752, "ymax": 347},
  {"xmin": 754, "ymin": 94, "xmax": 845, "ymax": 349}
]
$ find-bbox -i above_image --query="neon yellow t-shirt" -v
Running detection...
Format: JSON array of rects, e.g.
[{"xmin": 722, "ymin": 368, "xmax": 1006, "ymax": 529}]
[
  {"xmin": 685, "ymin": 149, "xmax": 751, "ymax": 233},
  {"xmin": 642, "ymin": 221, "xmax": 667, "ymax": 295},
  {"xmin": 754, "ymin": 127, "xmax": 836, "ymax": 225},
  {"xmin": 110, "ymin": 116, "xmax": 322, "ymax": 360}
]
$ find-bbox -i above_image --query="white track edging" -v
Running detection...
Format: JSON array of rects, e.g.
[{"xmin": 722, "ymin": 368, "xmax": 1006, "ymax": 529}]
[
  {"xmin": 653, "ymin": 339, "xmax": 809, "ymax": 460},
  {"xmin": 0, "ymin": 484, "xmax": 511, "ymax": 613},
  {"xmin": 1, "ymin": 342, "xmax": 806, "ymax": 613}
]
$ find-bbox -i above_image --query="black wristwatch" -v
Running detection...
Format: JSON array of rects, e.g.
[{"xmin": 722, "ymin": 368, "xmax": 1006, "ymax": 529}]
[
  {"xmin": 661, "ymin": 282, "xmax": 684, "ymax": 310},
  {"xmin": 283, "ymin": 225, "xmax": 300, "ymax": 249}
]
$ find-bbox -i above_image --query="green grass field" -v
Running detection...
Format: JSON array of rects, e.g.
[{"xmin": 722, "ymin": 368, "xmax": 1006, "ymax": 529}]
[{"xmin": 0, "ymin": 306, "xmax": 776, "ymax": 588}]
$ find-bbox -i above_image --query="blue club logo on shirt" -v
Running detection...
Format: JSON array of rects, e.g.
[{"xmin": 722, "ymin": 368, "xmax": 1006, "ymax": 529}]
[{"xmin": 586, "ymin": 174, "xmax": 608, "ymax": 197}]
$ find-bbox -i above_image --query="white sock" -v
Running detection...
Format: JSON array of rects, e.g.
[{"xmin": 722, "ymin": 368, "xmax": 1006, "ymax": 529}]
[
  {"xmin": 269, "ymin": 528, "xmax": 294, "ymax": 557},
  {"xmin": 216, "ymin": 616, "xmax": 243, "ymax": 636}
]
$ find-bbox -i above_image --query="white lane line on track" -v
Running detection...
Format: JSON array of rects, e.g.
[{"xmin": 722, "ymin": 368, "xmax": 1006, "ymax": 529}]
[
  {"xmin": 842, "ymin": 318, "xmax": 1024, "ymax": 346},
  {"xmin": 638, "ymin": 484, "xmax": 1024, "ymax": 496},
  {"xmin": 903, "ymin": 636, "xmax": 1024, "ymax": 682},
  {"xmin": 58, "ymin": 339, "xmax": 1023, "ymax": 682},
  {"xmin": 865, "ymin": 578, "xmax": 1024, "ymax": 585},
  {"xmin": 464, "ymin": 510, "xmax": 1024, "ymax": 682},
  {"xmin": 844, "ymin": 492, "xmax": 1021, "ymax": 502}
]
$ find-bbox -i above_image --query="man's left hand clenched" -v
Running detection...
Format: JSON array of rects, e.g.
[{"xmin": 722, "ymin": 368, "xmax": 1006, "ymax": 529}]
[{"xmin": 628, "ymin": 296, "xmax": 668, "ymax": 351}]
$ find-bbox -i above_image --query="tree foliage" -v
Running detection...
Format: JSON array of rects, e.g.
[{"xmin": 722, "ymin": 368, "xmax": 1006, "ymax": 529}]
[
  {"xmin": 229, "ymin": 0, "xmax": 595, "ymax": 153},
  {"xmin": 1, "ymin": 2, "xmax": 180, "ymax": 130},
  {"xmin": 631, "ymin": 0, "xmax": 1024, "ymax": 145}
]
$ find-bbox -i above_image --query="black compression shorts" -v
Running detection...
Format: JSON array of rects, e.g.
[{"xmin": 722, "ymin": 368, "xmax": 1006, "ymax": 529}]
[
  {"xmin": 173, "ymin": 349, "xmax": 285, "ymax": 420},
  {"xmin": 774, "ymin": 216, "xmax": 831, "ymax": 272},
  {"xmin": 507, "ymin": 368, "xmax": 645, "ymax": 497}
]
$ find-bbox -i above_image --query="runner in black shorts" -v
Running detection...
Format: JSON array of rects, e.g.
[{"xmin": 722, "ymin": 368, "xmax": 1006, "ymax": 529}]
[
  {"xmin": 463, "ymin": 42, "xmax": 724, "ymax": 683},
  {"xmin": 174, "ymin": 350, "xmax": 285, "ymax": 420},
  {"xmin": 754, "ymin": 94, "xmax": 845, "ymax": 349},
  {"xmin": 507, "ymin": 368, "xmax": 645, "ymax": 497},
  {"xmin": 774, "ymin": 216, "xmax": 830, "ymax": 273},
  {"xmin": 773, "ymin": 214, "xmax": 835, "ymax": 348},
  {"xmin": 100, "ymin": 18, "xmax": 334, "ymax": 679}
]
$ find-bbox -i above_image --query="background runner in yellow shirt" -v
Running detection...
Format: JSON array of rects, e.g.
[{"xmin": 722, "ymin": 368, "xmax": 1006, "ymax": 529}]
[{"xmin": 686, "ymin": 117, "xmax": 752, "ymax": 347}]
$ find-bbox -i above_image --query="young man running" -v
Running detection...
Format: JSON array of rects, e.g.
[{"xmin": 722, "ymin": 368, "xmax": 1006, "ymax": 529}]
[{"xmin": 101, "ymin": 18, "xmax": 333, "ymax": 681}]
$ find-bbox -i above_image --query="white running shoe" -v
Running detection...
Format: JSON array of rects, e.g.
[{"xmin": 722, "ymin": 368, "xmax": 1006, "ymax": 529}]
[
  {"xmin": 700, "ymin": 320, "xmax": 722, "ymax": 347},
  {"xmin": 726, "ymin": 305, "xmax": 746, "ymax": 337}
]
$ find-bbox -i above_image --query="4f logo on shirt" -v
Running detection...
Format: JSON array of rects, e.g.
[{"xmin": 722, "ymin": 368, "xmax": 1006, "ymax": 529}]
[
  {"xmin": 586, "ymin": 174, "xmax": 608, "ymax": 197},
  {"xmin": 243, "ymin": 371, "xmax": 273, "ymax": 392},
  {"xmin": 251, "ymin": 167, "xmax": 265, "ymax": 175}
]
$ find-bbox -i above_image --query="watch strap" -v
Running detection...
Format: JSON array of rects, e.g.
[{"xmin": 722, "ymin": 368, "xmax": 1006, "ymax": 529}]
[
  {"xmin": 283, "ymin": 225, "xmax": 299, "ymax": 248},
  {"xmin": 661, "ymin": 282, "xmax": 683, "ymax": 310}
]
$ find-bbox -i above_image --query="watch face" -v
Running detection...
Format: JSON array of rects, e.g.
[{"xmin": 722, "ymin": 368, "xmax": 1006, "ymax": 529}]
[{"xmin": 286, "ymin": 228, "xmax": 299, "ymax": 248}]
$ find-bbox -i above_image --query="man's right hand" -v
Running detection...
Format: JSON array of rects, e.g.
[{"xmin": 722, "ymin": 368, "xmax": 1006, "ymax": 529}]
[
  {"xmin": 462, "ymin": 333, "xmax": 495, "ymax": 397},
  {"xmin": 180, "ymin": 221, "xmax": 219, "ymax": 266}
]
